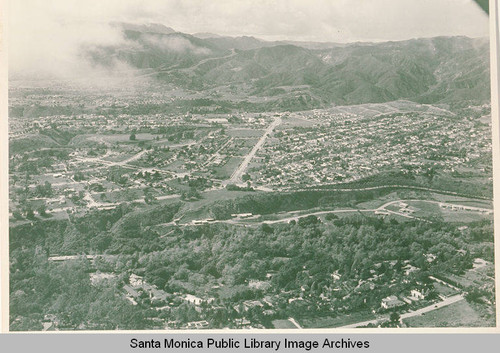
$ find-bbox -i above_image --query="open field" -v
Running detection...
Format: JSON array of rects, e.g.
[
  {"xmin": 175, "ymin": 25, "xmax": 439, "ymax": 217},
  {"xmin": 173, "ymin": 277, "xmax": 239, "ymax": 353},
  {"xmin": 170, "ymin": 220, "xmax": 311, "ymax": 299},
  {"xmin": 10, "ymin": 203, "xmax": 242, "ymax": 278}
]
[
  {"xmin": 100, "ymin": 133, "xmax": 159, "ymax": 142},
  {"xmin": 99, "ymin": 189, "xmax": 145, "ymax": 203},
  {"xmin": 279, "ymin": 116, "xmax": 318, "ymax": 128},
  {"xmin": 403, "ymin": 300, "xmax": 494, "ymax": 327},
  {"xmin": 212, "ymin": 156, "xmax": 244, "ymax": 179},
  {"xmin": 272, "ymin": 319, "xmax": 298, "ymax": 329},
  {"xmin": 433, "ymin": 282, "xmax": 459, "ymax": 297},
  {"xmin": 175, "ymin": 189, "xmax": 263, "ymax": 222},
  {"xmin": 355, "ymin": 192, "xmax": 402, "ymax": 209},
  {"xmin": 236, "ymin": 138, "xmax": 260, "ymax": 147},
  {"xmin": 300, "ymin": 311, "xmax": 376, "ymax": 328},
  {"xmin": 430, "ymin": 194, "xmax": 493, "ymax": 208},
  {"xmin": 406, "ymin": 200, "xmax": 492, "ymax": 223},
  {"xmin": 439, "ymin": 209, "xmax": 493, "ymax": 223},
  {"xmin": 227, "ymin": 129, "xmax": 265, "ymax": 138},
  {"xmin": 439, "ymin": 264, "xmax": 495, "ymax": 289},
  {"xmin": 102, "ymin": 153, "xmax": 137, "ymax": 163}
]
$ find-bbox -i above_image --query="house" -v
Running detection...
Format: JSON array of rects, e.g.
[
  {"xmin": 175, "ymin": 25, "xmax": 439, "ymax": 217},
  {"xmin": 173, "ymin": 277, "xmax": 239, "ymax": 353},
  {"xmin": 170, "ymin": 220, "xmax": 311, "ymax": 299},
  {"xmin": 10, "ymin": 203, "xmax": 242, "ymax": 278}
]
[
  {"xmin": 129, "ymin": 274, "xmax": 144, "ymax": 287},
  {"xmin": 144, "ymin": 284, "xmax": 168, "ymax": 302},
  {"xmin": 403, "ymin": 264, "xmax": 418, "ymax": 276},
  {"xmin": 184, "ymin": 294, "xmax": 204, "ymax": 305},
  {"xmin": 381, "ymin": 296, "xmax": 405, "ymax": 309},
  {"xmin": 234, "ymin": 318, "xmax": 252, "ymax": 328},
  {"xmin": 473, "ymin": 258, "xmax": 488, "ymax": 269},
  {"xmin": 248, "ymin": 280, "xmax": 271, "ymax": 290},
  {"xmin": 425, "ymin": 253, "xmax": 437, "ymax": 263},
  {"xmin": 124, "ymin": 285, "xmax": 139, "ymax": 298},
  {"xmin": 186, "ymin": 320, "xmax": 209, "ymax": 329},
  {"xmin": 242, "ymin": 300, "xmax": 264, "ymax": 311},
  {"xmin": 331, "ymin": 271, "xmax": 341, "ymax": 281},
  {"xmin": 410, "ymin": 289, "xmax": 425, "ymax": 300}
]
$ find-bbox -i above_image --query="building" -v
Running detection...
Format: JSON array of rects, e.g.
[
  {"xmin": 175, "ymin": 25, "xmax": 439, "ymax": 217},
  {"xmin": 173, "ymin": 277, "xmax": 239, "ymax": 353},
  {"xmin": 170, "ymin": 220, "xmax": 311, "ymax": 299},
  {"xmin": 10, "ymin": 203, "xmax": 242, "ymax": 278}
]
[
  {"xmin": 186, "ymin": 321, "xmax": 209, "ymax": 329},
  {"xmin": 184, "ymin": 294, "xmax": 204, "ymax": 305},
  {"xmin": 410, "ymin": 289, "xmax": 425, "ymax": 300},
  {"xmin": 381, "ymin": 296, "xmax": 405, "ymax": 309},
  {"xmin": 129, "ymin": 274, "xmax": 144, "ymax": 287}
]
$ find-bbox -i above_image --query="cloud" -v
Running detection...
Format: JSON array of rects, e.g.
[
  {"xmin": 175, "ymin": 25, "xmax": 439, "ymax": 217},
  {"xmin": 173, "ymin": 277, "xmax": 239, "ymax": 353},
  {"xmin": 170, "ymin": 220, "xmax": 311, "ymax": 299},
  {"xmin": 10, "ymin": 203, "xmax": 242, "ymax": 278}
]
[
  {"xmin": 9, "ymin": 1, "xmax": 130, "ymax": 78},
  {"xmin": 142, "ymin": 34, "xmax": 211, "ymax": 55},
  {"xmin": 8, "ymin": 0, "xmax": 489, "ymax": 78}
]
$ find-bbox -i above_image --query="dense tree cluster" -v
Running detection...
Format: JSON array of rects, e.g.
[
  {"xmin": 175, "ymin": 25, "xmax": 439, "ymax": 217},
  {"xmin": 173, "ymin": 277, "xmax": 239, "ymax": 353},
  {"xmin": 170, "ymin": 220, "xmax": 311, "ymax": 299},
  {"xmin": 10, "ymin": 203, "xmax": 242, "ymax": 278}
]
[{"xmin": 9, "ymin": 196, "xmax": 494, "ymax": 330}]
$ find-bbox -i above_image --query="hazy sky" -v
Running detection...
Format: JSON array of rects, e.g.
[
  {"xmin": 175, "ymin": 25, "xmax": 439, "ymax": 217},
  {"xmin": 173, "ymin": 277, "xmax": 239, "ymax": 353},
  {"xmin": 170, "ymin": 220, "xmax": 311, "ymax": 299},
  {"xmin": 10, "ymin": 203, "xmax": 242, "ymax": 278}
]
[{"xmin": 9, "ymin": 0, "xmax": 489, "ymax": 76}]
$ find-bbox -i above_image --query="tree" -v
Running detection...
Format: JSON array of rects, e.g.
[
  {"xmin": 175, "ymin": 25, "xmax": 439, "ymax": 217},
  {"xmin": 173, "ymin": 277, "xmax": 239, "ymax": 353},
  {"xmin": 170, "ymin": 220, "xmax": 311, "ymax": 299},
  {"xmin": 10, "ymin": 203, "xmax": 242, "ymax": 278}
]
[
  {"xmin": 24, "ymin": 205, "xmax": 35, "ymax": 219},
  {"xmin": 325, "ymin": 213, "xmax": 338, "ymax": 221},
  {"xmin": 390, "ymin": 312, "xmax": 400, "ymax": 323},
  {"xmin": 37, "ymin": 202, "xmax": 48, "ymax": 217},
  {"xmin": 144, "ymin": 190, "xmax": 156, "ymax": 205},
  {"xmin": 130, "ymin": 133, "xmax": 136, "ymax": 141}
]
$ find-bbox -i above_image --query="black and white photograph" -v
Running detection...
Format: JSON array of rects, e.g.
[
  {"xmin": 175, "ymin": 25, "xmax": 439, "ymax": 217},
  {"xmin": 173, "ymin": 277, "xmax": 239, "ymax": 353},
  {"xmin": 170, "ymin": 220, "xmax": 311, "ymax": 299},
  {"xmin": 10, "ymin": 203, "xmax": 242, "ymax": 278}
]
[{"xmin": 3, "ymin": 0, "xmax": 498, "ymax": 331}]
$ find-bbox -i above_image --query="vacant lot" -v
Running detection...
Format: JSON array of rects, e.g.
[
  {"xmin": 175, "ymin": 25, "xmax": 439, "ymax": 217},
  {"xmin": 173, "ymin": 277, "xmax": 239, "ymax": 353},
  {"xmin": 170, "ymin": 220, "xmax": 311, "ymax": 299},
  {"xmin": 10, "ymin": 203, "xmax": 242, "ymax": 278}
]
[
  {"xmin": 279, "ymin": 116, "xmax": 318, "ymax": 128},
  {"xmin": 227, "ymin": 129, "xmax": 264, "ymax": 138},
  {"xmin": 430, "ymin": 195, "xmax": 493, "ymax": 209},
  {"xmin": 100, "ymin": 133, "xmax": 160, "ymax": 143},
  {"xmin": 300, "ymin": 311, "xmax": 376, "ymax": 328},
  {"xmin": 407, "ymin": 201, "xmax": 491, "ymax": 223},
  {"xmin": 403, "ymin": 300, "xmax": 494, "ymax": 327},
  {"xmin": 212, "ymin": 156, "xmax": 244, "ymax": 179},
  {"xmin": 433, "ymin": 282, "xmax": 459, "ymax": 297},
  {"xmin": 272, "ymin": 319, "xmax": 297, "ymax": 329}
]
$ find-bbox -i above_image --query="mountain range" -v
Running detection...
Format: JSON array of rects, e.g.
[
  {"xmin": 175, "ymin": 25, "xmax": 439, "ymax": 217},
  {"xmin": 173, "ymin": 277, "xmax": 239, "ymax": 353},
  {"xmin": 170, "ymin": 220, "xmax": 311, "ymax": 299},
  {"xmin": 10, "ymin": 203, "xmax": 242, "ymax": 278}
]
[{"xmin": 86, "ymin": 23, "xmax": 490, "ymax": 108}]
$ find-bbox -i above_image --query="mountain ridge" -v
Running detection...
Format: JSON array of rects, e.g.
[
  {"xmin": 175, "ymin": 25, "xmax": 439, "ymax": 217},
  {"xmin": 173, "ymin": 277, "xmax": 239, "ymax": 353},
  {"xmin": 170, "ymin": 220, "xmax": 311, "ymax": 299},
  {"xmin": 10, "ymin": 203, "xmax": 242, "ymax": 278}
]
[{"xmin": 74, "ymin": 23, "xmax": 493, "ymax": 108}]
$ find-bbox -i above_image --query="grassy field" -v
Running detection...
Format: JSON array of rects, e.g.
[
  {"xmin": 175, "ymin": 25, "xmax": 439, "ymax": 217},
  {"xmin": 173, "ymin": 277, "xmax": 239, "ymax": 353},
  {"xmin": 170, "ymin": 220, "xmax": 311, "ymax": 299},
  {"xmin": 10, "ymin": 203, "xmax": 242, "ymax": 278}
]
[
  {"xmin": 355, "ymin": 192, "xmax": 401, "ymax": 209},
  {"xmin": 176, "ymin": 189, "xmax": 263, "ymax": 222},
  {"xmin": 440, "ymin": 209, "xmax": 492, "ymax": 223},
  {"xmin": 102, "ymin": 153, "xmax": 137, "ymax": 163},
  {"xmin": 403, "ymin": 300, "xmax": 495, "ymax": 327},
  {"xmin": 437, "ymin": 265, "xmax": 495, "ymax": 290},
  {"xmin": 279, "ymin": 116, "xmax": 318, "ymax": 128},
  {"xmin": 99, "ymin": 133, "xmax": 159, "ymax": 143},
  {"xmin": 227, "ymin": 129, "xmax": 264, "ymax": 138},
  {"xmin": 430, "ymin": 194, "xmax": 493, "ymax": 208},
  {"xmin": 463, "ymin": 266, "xmax": 495, "ymax": 286},
  {"xmin": 35, "ymin": 174, "xmax": 73, "ymax": 185},
  {"xmin": 272, "ymin": 319, "xmax": 298, "ymax": 329},
  {"xmin": 433, "ymin": 282, "xmax": 459, "ymax": 297},
  {"xmin": 407, "ymin": 201, "xmax": 491, "ymax": 223},
  {"xmin": 212, "ymin": 156, "xmax": 244, "ymax": 179},
  {"xmin": 99, "ymin": 188, "xmax": 144, "ymax": 203},
  {"xmin": 300, "ymin": 311, "xmax": 376, "ymax": 328}
]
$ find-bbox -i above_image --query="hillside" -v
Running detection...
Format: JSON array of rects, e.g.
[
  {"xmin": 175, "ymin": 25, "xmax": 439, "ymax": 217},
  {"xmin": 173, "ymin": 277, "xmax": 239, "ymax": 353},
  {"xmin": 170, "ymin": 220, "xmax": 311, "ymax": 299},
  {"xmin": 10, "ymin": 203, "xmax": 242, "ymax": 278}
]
[{"xmin": 81, "ymin": 24, "xmax": 492, "ymax": 108}]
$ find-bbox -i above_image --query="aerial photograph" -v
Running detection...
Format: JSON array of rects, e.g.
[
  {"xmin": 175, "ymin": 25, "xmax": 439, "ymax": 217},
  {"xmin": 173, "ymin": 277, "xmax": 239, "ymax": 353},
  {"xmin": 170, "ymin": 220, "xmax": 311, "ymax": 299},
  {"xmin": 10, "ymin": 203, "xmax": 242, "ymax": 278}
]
[{"xmin": 7, "ymin": 0, "xmax": 496, "ymax": 330}]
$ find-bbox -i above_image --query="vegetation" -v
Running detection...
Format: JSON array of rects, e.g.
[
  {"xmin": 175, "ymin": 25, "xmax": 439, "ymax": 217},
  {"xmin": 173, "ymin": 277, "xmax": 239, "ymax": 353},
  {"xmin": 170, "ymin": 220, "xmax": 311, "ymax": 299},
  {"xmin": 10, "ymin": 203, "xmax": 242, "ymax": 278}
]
[{"xmin": 9, "ymin": 200, "xmax": 494, "ymax": 330}]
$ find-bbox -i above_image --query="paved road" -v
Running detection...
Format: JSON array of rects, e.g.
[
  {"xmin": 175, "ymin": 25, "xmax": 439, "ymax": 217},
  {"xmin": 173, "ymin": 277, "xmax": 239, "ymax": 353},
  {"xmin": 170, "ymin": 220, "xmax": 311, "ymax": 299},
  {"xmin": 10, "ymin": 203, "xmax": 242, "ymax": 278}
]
[
  {"xmin": 288, "ymin": 317, "xmax": 303, "ymax": 329},
  {"xmin": 375, "ymin": 199, "xmax": 492, "ymax": 222},
  {"xmin": 115, "ymin": 149, "xmax": 149, "ymax": 166},
  {"xmin": 289, "ymin": 184, "xmax": 491, "ymax": 201},
  {"xmin": 232, "ymin": 199, "xmax": 492, "ymax": 226},
  {"xmin": 174, "ymin": 198, "xmax": 494, "ymax": 227},
  {"xmin": 262, "ymin": 209, "xmax": 375, "ymax": 224},
  {"xmin": 186, "ymin": 49, "xmax": 237, "ymax": 71},
  {"xmin": 378, "ymin": 199, "xmax": 492, "ymax": 213},
  {"xmin": 227, "ymin": 116, "xmax": 282, "ymax": 185},
  {"xmin": 339, "ymin": 294, "xmax": 465, "ymax": 328}
]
